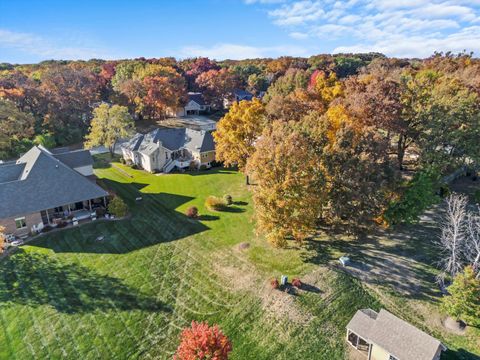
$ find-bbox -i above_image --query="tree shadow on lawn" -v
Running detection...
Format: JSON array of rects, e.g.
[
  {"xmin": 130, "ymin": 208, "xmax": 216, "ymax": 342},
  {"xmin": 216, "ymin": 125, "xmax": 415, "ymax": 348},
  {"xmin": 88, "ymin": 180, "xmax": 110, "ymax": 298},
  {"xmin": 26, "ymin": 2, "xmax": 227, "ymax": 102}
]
[
  {"xmin": 0, "ymin": 250, "xmax": 170, "ymax": 314},
  {"xmin": 443, "ymin": 348, "xmax": 480, "ymax": 360},
  {"xmin": 301, "ymin": 217, "xmax": 444, "ymax": 303},
  {"xmin": 32, "ymin": 179, "xmax": 210, "ymax": 254},
  {"xmin": 197, "ymin": 214, "xmax": 220, "ymax": 221},
  {"xmin": 184, "ymin": 167, "xmax": 238, "ymax": 177}
]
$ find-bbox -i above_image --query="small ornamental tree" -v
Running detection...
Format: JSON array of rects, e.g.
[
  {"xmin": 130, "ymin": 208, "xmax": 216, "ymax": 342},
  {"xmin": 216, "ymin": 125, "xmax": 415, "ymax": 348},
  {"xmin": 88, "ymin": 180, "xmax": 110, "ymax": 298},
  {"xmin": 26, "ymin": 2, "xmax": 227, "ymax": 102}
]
[
  {"xmin": 223, "ymin": 195, "xmax": 233, "ymax": 205},
  {"xmin": 186, "ymin": 206, "xmax": 199, "ymax": 219},
  {"xmin": 270, "ymin": 278, "xmax": 279, "ymax": 289},
  {"xmin": 174, "ymin": 321, "xmax": 232, "ymax": 360},
  {"xmin": 205, "ymin": 196, "xmax": 226, "ymax": 211},
  {"xmin": 292, "ymin": 278, "xmax": 302, "ymax": 288},
  {"xmin": 441, "ymin": 266, "xmax": 480, "ymax": 326},
  {"xmin": 108, "ymin": 196, "xmax": 128, "ymax": 217}
]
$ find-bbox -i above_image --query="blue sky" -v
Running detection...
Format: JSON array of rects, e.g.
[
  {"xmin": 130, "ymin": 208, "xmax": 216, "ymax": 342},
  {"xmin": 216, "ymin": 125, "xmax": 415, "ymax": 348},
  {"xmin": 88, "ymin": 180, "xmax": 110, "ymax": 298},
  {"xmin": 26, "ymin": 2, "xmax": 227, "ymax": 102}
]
[{"xmin": 1, "ymin": 0, "xmax": 479, "ymax": 63}]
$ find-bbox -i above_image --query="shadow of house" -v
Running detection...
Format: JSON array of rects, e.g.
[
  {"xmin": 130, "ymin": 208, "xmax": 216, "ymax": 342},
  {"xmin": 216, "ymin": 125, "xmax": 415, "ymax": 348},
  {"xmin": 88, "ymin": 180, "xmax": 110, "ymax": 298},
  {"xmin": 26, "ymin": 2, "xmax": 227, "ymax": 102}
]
[
  {"xmin": 0, "ymin": 250, "xmax": 169, "ymax": 314},
  {"xmin": 32, "ymin": 180, "xmax": 210, "ymax": 254}
]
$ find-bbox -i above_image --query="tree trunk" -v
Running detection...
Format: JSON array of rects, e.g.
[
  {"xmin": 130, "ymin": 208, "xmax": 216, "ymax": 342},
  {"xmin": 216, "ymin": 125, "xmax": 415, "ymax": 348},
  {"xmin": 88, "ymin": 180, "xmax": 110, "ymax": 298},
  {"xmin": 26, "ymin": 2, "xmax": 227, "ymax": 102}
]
[
  {"xmin": 397, "ymin": 135, "xmax": 406, "ymax": 170},
  {"xmin": 110, "ymin": 140, "xmax": 117, "ymax": 157}
]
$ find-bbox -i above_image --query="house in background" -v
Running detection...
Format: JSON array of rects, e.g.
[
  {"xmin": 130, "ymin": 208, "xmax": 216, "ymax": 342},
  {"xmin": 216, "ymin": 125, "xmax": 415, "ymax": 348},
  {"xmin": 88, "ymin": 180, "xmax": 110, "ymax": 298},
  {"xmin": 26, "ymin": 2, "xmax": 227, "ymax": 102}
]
[
  {"xmin": 347, "ymin": 309, "xmax": 446, "ymax": 360},
  {"xmin": 121, "ymin": 127, "xmax": 215, "ymax": 173},
  {"xmin": 0, "ymin": 146, "xmax": 108, "ymax": 237},
  {"xmin": 223, "ymin": 89, "xmax": 254, "ymax": 108},
  {"xmin": 168, "ymin": 92, "xmax": 211, "ymax": 117}
]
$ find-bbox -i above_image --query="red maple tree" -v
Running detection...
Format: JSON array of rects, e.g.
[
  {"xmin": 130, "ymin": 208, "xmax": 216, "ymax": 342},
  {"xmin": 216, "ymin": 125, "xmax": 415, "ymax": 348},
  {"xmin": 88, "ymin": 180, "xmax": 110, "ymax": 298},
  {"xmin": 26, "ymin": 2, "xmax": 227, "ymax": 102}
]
[{"xmin": 174, "ymin": 321, "xmax": 232, "ymax": 360}]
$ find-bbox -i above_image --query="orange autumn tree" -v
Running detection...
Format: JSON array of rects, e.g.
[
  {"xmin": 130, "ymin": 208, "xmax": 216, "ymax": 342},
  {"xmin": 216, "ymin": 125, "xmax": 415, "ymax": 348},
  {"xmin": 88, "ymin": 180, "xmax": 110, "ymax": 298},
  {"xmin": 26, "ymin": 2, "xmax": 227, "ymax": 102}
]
[
  {"xmin": 248, "ymin": 105, "xmax": 394, "ymax": 247},
  {"xmin": 246, "ymin": 121, "xmax": 326, "ymax": 247},
  {"xmin": 213, "ymin": 98, "xmax": 266, "ymax": 171},
  {"xmin": 305, "ymin": 106, "xmax": 394, "ymax": 232},
  {"xmin": 174, "ymin": 321, "xmax": 232, "ymax": 360}
]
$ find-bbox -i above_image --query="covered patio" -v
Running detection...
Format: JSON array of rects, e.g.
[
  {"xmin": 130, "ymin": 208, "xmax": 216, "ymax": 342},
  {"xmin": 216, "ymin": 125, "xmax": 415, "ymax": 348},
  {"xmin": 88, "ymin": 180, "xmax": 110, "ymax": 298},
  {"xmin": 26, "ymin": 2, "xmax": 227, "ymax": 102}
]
[{"xmin": 39, "ymin": 196, "xmax": 108, "ymax": 228}]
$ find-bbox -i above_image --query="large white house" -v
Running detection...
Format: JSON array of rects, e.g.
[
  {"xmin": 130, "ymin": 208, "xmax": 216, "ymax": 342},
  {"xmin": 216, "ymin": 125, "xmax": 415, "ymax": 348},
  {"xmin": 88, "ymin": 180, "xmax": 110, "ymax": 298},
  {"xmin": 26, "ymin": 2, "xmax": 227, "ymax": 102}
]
[{"xmin": 121, "ymin": 127, "xmax": 216, "ymax": 173}]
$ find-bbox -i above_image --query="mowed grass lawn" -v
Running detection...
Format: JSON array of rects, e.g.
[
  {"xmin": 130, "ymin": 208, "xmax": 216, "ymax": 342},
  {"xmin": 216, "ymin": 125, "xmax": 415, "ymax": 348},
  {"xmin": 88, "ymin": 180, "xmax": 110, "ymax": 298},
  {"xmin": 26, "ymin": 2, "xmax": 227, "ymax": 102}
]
[{"xmin": 0, "ymin": 156, "xmax": 380, "ymax": 359}]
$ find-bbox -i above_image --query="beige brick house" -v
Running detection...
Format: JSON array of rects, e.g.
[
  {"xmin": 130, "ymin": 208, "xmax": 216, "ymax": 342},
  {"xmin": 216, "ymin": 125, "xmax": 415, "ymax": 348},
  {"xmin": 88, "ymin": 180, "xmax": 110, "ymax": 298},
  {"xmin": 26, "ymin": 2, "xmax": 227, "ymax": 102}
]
[{"xmin": 0, "ymin": 146, "xmax": 108, "ymax": 237}]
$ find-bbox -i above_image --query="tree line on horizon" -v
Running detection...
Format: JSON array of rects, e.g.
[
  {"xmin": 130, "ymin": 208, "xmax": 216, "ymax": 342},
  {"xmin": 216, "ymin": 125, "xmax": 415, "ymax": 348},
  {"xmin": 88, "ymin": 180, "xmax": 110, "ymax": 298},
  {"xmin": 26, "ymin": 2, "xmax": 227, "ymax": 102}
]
[{"xmin": 0, "ymin": 52, "xmax": 383, "ymax": 159}]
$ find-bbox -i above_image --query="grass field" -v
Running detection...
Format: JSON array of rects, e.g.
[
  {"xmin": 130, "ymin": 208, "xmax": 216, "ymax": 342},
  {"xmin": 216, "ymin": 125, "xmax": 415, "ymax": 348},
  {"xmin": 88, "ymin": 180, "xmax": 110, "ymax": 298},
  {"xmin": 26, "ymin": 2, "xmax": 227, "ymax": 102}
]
[{"xmin": 0, "ymin": 156, "xmax": 477, "ymax": 359}]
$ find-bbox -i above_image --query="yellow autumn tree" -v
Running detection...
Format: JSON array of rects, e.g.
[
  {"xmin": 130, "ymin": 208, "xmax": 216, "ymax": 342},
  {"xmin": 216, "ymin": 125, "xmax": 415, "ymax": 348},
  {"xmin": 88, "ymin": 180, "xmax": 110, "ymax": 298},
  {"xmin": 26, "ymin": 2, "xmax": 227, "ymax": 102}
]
[
  {"xmin": 246, "ymin": 121, "xmax": 326, "ymax": 247},
  {"xmin": 311, "ymin": 71, "xmax": 344, "ymax": 109},
  {"xmin": 213, "ymin": 98, "xmax": 266, "ymax": 171}
]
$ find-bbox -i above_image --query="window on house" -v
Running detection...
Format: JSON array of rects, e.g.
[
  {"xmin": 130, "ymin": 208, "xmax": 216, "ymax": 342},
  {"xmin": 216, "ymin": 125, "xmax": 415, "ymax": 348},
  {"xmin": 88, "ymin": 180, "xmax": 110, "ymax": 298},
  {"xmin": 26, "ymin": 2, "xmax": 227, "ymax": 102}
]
[{"xmin": 15, "ymin": 217, "xmax": 26, "ymax": 229}]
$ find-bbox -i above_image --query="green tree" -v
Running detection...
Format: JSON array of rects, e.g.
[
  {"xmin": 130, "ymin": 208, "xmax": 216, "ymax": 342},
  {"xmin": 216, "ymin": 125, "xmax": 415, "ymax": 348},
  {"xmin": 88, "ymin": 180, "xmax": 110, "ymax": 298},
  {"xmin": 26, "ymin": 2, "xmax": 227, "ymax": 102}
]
[
  {"xmin": 108, "ymin": 196, "xmax": 128, "ymax": 217},
  {"xmin": 383, "ymin": 169, "xmax": 440, "ymax": 225},
  {"xmin": 85, "ymin": 104, "xmax": 134, "ymax": 155},
  {"xmin": 0, "ymin": 98, "xmax": 35, "ymax": 158},
  {"xmin": 34, "ymin": 132, "xmax": 56, "ymax": 149},
  {"xmin": 441, "ymin": 266, "xmax": 480, "ymax": 326},
  {"xmin": 213, "ymin": 98, "xmax": 266, "ymax": 171}
]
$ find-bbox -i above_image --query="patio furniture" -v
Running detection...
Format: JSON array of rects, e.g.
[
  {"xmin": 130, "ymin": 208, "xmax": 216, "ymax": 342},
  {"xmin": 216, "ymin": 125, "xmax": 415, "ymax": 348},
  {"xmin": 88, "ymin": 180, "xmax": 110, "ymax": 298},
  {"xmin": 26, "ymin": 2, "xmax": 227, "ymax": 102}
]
[
  {"xmin": 280, "ymin": 275, "xmax": 288, "ymax": 286},
  {"xmin": 5, "ymin": 234, "xmax": 15, "ymax": 242}
]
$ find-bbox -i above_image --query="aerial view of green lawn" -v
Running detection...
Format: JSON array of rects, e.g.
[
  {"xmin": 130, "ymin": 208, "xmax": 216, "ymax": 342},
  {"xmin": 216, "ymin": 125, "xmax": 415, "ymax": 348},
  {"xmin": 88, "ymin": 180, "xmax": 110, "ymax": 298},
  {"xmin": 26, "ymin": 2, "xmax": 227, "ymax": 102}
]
[{"xmin": 0, "ymin": 155, "xmax": 478, "ymax": 359}]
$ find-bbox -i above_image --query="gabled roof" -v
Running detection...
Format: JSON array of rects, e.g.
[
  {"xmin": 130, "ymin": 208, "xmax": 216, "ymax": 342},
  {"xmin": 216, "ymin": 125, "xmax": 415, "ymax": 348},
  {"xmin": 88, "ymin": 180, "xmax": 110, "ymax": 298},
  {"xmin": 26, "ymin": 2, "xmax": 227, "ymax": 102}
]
[
  {"xmin": 347, "ymin": 309, "xmax": 446, "ymax": 360},
  {"xmin": 187, "ymin": 92, "xmax": 207, "ymax": 106},
  {"xmin": 122, "ymin": 128, "xmax": 215, "ymax": 154},
  {"xmin": 0, "ymin": 146, "xmax": 108, "ymax": 219},
  {"xmin": 185, "ymin": 128, "xmax": 215, "ymax": 153},
  {"xmin": 233, "ymin": 89, "xmax": 253, "ymax": 99},
  {"xmin": 52, "ymin": 149, "xmax": 93, "ymax": 169},
  {"xmin": 0, "ymin": 162, "xmax": 25, "ymax": 184}
]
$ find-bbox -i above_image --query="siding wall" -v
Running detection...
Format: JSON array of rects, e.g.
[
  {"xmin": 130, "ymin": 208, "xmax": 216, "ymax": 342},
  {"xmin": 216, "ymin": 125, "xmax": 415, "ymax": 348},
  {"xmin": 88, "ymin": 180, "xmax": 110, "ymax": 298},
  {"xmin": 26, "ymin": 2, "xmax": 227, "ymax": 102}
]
[
  {"xmin": 370, "ymin": 344, "xmax": 390, "ymax": 360},
  {"xmin": 199, "ymin": 151, "xmax": 216, "ymax": 164}
]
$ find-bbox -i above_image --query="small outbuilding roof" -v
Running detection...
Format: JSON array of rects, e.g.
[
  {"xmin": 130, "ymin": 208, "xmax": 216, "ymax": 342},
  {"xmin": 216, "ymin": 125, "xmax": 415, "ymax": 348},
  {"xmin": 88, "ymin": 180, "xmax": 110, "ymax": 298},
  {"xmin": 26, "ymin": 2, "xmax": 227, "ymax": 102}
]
[{"xmin": 347, "ymin": 309, "xmax": 446, "ymax": 360}]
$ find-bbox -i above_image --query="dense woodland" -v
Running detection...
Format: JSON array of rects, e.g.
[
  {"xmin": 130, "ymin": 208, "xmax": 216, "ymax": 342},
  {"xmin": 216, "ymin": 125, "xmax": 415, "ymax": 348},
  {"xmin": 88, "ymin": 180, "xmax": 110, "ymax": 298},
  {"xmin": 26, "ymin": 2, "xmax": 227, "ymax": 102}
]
[
  {"xmin": 1, "ymin": 52, "xmax": 480, "ymax": 247},
  {"xmin": 0, "ymin": 52, "xmax": 383, "ymax": 158}
]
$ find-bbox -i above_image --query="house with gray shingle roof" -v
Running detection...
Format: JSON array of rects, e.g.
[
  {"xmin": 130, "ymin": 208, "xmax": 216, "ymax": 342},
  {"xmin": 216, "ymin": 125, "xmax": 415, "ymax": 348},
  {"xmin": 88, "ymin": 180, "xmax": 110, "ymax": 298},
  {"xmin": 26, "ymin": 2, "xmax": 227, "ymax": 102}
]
[
  {"xmin": 347, "ymin": 309, "xmax": 446, "ymax": 360},
  {"xmin": 223, "ymin": 89, "xmax": 254, "ymax": 108},
  {"xmin": 121, "ymin": 127, "xmax": 215, "ymax": 173},
  {"xmin": 167, "ymin": 92, "xmax": 211, "ymax": 117},
  {"xmin": 0, "ymin": 146, "xmax": 108, "ymax": 237}
]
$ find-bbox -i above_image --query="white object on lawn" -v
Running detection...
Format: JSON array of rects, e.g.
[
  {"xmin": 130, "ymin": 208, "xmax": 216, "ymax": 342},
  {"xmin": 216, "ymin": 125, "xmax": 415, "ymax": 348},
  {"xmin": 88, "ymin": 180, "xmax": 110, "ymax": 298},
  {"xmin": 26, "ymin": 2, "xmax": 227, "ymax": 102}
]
[{"xmin": 339, "ymin": 256, "xmax": 350, "ymax": 266}]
